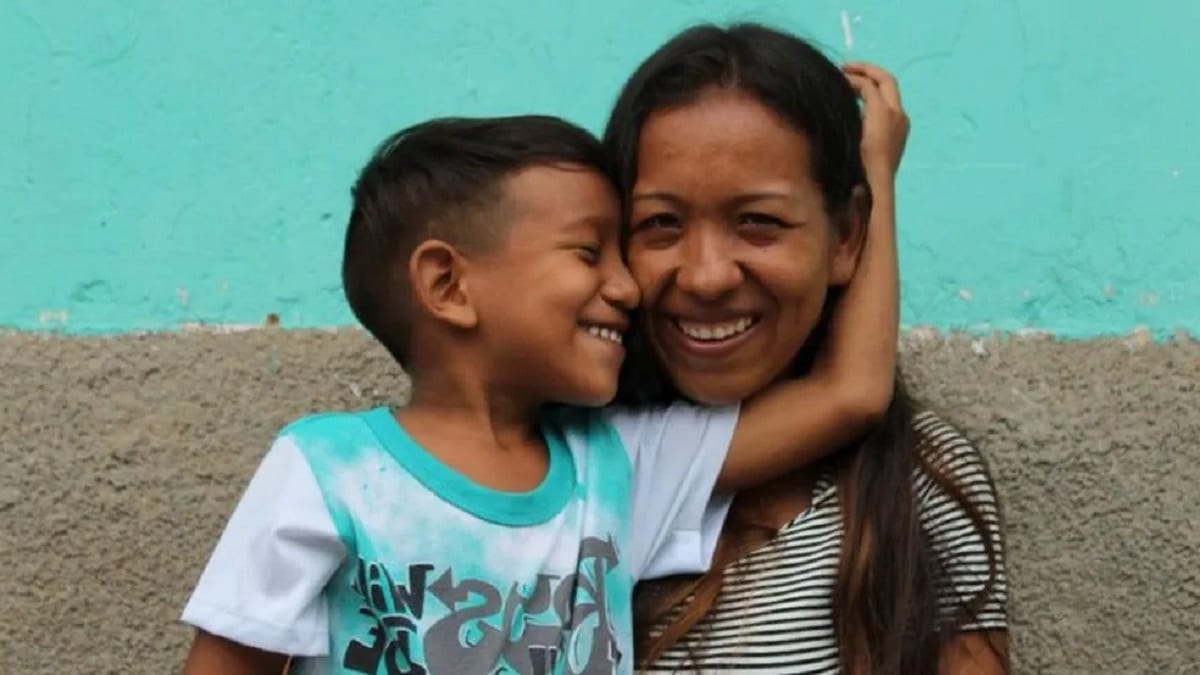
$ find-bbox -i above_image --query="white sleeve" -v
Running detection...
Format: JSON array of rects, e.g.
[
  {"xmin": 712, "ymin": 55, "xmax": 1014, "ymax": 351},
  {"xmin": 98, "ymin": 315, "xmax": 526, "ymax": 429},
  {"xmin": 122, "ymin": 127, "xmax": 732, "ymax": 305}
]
[
  {"xmin": 180, "ymin": 436, "xmax": 346, "ymax": 656},
  {"xmin": 603, "ymin": 402, "xmax": 739, "ymax": 580}
]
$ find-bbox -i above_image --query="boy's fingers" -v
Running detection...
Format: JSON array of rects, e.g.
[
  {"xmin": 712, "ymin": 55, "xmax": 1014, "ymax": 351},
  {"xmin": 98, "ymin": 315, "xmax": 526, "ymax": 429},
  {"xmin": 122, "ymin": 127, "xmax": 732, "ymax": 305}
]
[
  {"xmin": 845, "ymin": 72, "xmax": 883, "ymax": 110},
  {"xmin": 843, "ymin": 62, "xmax": 902, "ymax": 110}
]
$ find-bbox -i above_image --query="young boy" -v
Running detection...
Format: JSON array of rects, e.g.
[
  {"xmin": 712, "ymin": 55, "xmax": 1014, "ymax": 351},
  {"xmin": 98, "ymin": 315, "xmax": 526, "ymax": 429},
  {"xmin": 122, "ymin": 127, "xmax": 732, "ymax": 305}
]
[{"xmin": 180, "ymin": 115, "xmax": 896, "ymax": 674}]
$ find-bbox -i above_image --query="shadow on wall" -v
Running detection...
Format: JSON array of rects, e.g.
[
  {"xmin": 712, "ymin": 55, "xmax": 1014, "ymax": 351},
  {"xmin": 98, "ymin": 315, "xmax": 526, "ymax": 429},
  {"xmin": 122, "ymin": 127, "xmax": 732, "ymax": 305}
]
[{"xmin": 0, "ymin": 330, "xmax": 1197, "ymax": 672}]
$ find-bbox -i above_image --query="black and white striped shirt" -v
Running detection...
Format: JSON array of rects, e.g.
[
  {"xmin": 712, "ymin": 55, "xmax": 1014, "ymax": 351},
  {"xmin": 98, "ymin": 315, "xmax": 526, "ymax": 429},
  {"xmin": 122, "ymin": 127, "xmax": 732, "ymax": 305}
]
[{"xmin": 641, "ymin": 412, "xmax": 1008, "ymax": 674}]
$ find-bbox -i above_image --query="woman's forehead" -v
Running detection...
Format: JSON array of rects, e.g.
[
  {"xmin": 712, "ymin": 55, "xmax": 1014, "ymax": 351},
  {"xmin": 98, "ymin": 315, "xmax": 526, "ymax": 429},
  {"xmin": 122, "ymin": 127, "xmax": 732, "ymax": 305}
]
[{"xmin": 635, "ymin": 91, "xmax": 816, "ymax": 187}]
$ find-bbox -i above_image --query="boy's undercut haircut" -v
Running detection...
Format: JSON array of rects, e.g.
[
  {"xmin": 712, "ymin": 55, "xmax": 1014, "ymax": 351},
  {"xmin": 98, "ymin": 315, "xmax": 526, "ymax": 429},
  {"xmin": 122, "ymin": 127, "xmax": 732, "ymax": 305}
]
[{"xmin": 342, "ymin": 115, "xmax": 610, "ymax": 367}]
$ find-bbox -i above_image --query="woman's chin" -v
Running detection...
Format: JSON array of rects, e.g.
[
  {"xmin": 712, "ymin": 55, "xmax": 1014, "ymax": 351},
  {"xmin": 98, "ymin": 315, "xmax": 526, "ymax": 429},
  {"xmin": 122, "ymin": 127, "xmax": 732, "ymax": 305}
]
[
  {"xmin": 671, "ymin": 370, "xmax": 771, "ymax": 406},
  {"xmin": 651, "ymin": 337, "xmax": 775, "ymax": 406}
]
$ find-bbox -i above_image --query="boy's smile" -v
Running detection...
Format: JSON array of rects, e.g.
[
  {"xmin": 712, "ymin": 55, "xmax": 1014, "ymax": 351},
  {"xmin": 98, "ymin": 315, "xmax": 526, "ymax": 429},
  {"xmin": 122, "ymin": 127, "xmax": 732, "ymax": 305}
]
[
  {"xmin": 581, "ymin": 321, "xmax": 627, "ymax": 354},
  {"xmin": 581, "ymin": 323, "xmax": 625, "ymax": 346}
]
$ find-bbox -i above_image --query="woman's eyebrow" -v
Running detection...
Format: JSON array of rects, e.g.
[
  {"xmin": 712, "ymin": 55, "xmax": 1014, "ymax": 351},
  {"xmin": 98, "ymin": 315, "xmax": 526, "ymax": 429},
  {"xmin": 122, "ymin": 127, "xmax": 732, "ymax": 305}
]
[
  {"xmin": 727, "ymin": 191, "xmax": 791, "ymax": 207},
  {"xmin": 630, "ymin": 191, "xmax": 683, "ymax": 205},
  {"xmin": 632, "ymin": 190, "xmax": 793, "ymax": 204}
]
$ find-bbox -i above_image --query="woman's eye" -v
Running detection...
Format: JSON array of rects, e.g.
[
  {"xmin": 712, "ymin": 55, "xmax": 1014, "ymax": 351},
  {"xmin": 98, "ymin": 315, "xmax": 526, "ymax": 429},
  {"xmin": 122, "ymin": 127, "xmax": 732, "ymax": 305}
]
[
  {"xmin": 633, "ymin": 213, "xmax": 681, "ymax": 231},
  {"xmin": 737, "ymin": 212, "xmax": 786, "ymax": 228}
]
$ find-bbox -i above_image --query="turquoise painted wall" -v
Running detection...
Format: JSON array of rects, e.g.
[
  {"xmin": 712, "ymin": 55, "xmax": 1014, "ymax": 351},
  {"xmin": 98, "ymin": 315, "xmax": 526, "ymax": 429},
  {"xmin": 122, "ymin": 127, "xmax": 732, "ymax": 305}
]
[{"xmin": 2, "ymin": 1, "xmax": 1196, "ymax": 337}]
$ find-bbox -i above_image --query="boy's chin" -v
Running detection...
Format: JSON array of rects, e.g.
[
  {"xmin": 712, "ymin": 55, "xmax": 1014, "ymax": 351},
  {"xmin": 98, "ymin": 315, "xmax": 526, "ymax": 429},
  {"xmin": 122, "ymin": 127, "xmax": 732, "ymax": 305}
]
[{"xmin": 557, "ymin": 379, "xmax": 619, "ymax": 408}]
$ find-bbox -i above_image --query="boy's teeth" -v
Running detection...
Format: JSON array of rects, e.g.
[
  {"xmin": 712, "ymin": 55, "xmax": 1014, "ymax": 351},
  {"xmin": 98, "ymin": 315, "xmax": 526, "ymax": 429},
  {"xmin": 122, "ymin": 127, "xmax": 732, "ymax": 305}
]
[
  {"xmin": 677, "ymin": 317, "xmax": 754, "ymax": 341},
  {"xmin": 585, "ymin": 325, "xmax": 623, "ymax": 345}
]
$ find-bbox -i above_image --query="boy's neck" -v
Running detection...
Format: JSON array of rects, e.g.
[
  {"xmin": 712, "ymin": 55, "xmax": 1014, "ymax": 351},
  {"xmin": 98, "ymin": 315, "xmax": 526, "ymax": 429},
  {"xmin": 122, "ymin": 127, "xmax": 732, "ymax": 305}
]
[
  {"xmin": 398, "ymin": 369, "xmax": 554, "ymax": 493},
  {"xmin": 403, "ymin": 368, "xmax": 542, "ymax": 449}
]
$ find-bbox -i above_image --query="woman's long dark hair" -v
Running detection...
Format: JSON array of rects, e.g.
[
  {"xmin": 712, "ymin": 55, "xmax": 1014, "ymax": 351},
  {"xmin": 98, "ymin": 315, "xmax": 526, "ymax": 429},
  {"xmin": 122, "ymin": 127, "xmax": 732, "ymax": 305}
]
[{"xmin": 605, "ymin": 23, "xmax": 1006, "ymax": 674}]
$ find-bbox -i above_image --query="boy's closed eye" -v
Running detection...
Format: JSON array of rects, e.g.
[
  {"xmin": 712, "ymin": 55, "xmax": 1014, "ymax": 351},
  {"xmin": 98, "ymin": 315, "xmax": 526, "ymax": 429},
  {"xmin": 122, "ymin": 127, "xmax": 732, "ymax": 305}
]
[{"xmin": 575, "ymin": 244, "xmax": 602, "ymax": 264}]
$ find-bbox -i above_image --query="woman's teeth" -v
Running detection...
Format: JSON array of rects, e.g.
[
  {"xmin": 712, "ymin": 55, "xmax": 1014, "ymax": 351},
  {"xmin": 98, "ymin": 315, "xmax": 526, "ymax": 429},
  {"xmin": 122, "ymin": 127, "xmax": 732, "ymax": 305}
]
[
  {"xmin": 676, "ymin": 317, "xmax": 755, "ymax": 342},
  {"xmin": 584, "ymin": 325, "xmax": 623, "ymax": 344}
]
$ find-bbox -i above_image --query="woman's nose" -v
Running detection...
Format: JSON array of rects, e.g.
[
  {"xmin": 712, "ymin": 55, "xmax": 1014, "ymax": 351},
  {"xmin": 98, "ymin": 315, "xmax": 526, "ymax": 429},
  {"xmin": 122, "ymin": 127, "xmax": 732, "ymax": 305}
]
[{"xmin": 674, "ymin": 230, "xmax": 744, "ymax": 300}]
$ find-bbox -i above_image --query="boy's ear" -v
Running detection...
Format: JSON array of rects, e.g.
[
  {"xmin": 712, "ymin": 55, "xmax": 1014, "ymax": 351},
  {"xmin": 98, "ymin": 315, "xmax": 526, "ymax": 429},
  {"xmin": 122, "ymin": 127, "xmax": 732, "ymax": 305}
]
[
  {"xmin": 829, "ymin": 183, "xmax": 871, "ymax": 286},
  {"xmin": 409, "ymin": 240, "xmax": 479, "ymax": 330}
]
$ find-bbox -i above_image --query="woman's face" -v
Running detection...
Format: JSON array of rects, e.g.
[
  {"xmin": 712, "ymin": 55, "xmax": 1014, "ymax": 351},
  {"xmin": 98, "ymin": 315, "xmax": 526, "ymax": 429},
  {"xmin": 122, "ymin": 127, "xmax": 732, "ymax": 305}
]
[{"xmin": 626, "ymin": 88, "xmax": 862, "ymax": 404}]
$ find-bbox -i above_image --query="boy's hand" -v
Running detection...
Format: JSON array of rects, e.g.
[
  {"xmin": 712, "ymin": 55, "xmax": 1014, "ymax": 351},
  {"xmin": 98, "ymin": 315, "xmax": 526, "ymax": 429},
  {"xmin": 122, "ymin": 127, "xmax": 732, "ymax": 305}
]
[{"xmin": 843, "ymin": 62, "xmax": 909, "ymax": 181}]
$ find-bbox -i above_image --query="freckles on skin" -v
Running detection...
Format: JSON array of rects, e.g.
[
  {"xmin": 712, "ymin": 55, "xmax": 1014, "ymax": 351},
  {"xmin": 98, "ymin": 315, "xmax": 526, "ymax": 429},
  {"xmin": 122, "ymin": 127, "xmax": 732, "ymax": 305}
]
[{"xmin": 633, "ymin": 91, "xmax": 828, "ymax": 213}]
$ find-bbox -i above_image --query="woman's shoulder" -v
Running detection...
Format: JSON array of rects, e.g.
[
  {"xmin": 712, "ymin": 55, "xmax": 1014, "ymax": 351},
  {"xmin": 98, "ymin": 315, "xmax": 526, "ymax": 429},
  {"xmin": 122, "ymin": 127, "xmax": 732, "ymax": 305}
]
[
  {"xmin": 908, "ymin": 410, "xmax": 999, "ymax": 508},
  {"xmin": 908, "ymin": 410, "xmax": 1009, "ymax": 629}
]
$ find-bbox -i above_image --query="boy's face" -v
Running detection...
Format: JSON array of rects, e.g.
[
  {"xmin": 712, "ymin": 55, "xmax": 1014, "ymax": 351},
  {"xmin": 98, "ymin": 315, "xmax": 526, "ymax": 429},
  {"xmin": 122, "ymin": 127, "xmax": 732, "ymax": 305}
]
[{"xmin": 467, "ymin": 165, "xmax": 639, "ymax": 407}]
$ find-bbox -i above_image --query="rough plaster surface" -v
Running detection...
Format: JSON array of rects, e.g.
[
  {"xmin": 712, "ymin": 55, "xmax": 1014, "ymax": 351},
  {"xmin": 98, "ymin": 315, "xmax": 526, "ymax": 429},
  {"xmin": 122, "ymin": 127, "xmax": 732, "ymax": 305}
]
[
  {"xmin": 0, "ymin": 330, "xmax": 1197, "ymax": 673},
  {"xmin": 3, "ymin": 1, "xmax": 1198, "ymax": 336}
]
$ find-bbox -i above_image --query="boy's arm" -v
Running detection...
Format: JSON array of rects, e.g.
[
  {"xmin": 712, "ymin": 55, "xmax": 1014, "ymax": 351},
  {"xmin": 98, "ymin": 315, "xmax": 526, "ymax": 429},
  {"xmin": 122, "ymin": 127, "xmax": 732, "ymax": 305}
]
[
  {"xmin": 182, "ymin": 632, "xmax": 289, "ymax": 675},
  {"xmin": 180, "ymin": 432, "xmax": 346, "ymax": 666},
  {"xmin": 717, "ymin": 62, "xmax": 909, "ymax": 492}
]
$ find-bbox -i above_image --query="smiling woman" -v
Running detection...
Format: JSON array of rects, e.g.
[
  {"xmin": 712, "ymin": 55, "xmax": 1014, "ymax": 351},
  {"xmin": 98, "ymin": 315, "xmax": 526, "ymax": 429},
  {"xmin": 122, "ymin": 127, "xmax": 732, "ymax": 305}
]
[
  {"xmin": 627, "ymin": 86, "xmax": 863, "ymax": 405},
  {"xmin": 606, "ymin": 23, "xmax": 1008, "ymax": 675}
]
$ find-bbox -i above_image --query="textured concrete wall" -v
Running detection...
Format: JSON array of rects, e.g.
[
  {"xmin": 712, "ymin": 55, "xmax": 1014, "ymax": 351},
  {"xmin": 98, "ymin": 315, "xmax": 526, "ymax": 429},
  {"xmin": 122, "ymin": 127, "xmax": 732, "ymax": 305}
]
[
  {"xmin": 1, "ymin": 330, "xmax": 1196, "ymax": 673},
  {"xmin": 3, "ymin": 1, "xmax": 1198, "ymax": 337}
]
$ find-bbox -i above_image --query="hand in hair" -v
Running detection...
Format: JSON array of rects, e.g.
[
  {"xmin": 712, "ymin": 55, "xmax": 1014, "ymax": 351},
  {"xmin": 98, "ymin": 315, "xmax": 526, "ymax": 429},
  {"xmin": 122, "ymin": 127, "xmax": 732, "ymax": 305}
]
[{"xmin": 844, "ymin": 62, "xmax": 910, "ymax": 179}]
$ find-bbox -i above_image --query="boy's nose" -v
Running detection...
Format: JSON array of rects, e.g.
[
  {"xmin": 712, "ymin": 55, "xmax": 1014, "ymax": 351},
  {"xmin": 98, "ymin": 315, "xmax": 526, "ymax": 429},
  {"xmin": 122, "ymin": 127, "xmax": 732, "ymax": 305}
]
[{"xmin": 605, "ymin": 262, "xmax": 641, "ymax": 310}]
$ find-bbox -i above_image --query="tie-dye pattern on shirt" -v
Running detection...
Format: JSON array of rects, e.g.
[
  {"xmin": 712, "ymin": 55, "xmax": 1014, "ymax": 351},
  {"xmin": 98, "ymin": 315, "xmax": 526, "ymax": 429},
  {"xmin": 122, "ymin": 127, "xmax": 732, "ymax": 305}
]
[{"xmin": 284, "ymin": 407, "xmax": 636, "ymax": 675}]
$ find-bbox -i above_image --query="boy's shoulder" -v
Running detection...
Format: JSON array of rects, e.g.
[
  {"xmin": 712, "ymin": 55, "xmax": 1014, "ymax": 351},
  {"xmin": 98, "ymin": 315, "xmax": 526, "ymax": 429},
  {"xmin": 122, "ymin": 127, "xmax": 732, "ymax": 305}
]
[
  {"xmin": 279, "ymin": 408, "xmax": 375, "ymax": 434},
  {"xmin": 273, "ymin": 408, "xmax": 390, "ymax": 454},
  {"xmin": 544, "ymin": 402, "xmax": 732, "ymax": 456}
]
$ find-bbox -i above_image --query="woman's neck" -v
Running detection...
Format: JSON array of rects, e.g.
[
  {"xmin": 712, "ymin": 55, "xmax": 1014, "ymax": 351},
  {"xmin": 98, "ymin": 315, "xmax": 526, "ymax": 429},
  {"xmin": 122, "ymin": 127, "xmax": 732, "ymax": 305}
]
[{"xmin": 742, "ymin": 466, "xmax": 820, "ymax": 531}]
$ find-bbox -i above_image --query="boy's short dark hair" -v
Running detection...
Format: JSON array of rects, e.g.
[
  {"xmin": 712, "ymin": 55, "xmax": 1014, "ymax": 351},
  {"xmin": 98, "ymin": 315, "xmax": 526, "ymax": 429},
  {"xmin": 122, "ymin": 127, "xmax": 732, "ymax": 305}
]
[{"xmin": 343, "ymin": 115, "xmax": 610, "ymax": 367}]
